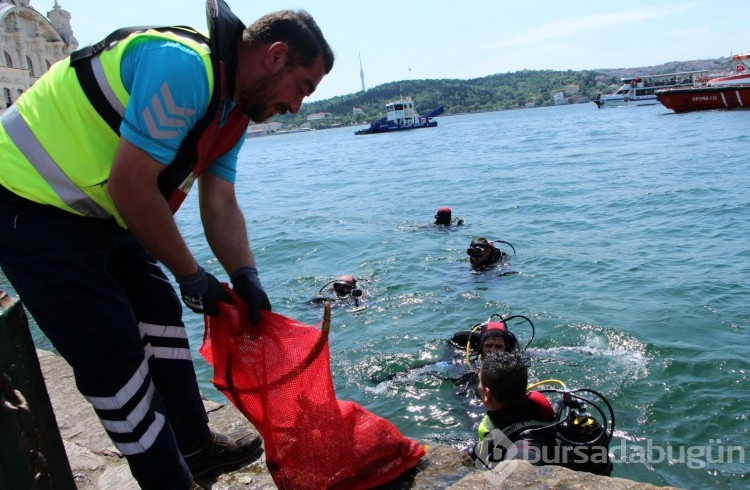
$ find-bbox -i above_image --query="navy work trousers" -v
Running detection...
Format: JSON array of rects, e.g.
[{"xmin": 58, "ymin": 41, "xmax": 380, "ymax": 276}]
[{"xmin": 0, "ymin": 186, "xmax": 210, "ymax": 489}]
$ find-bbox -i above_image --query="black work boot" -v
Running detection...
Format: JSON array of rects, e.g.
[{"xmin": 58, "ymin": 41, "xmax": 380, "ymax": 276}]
[{"xmin": 184, "ymin": 431, "xmax": 263, "ymax": 477}]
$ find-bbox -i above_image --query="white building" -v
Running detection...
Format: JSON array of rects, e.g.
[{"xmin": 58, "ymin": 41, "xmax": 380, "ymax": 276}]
[
  {"xmin": 1, "ymin": 0, "xmax": 78, "ymax": 113},
  {"xmin": 246, "ymin": 121, "xmax": 282, "ymax": 137},
  {"xmin": 306, "ymin": 112, "xmax": 332, "ymax": 121},
  {"xmin": 553, "ymin": 91, "xmax": 568, "ymax": 105},
  {"xmin": 248, "ymin": 121, "xmax": 283, "ymax": 132}
]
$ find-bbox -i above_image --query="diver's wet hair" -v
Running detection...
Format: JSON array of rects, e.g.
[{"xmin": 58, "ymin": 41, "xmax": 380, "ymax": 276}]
[{"xmin": 481, "ymin": 351, "xmax": 528, "ymax": 404}]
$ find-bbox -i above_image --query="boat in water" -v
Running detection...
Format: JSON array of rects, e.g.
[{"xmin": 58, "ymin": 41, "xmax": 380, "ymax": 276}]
[
  {"xmin": 354, "ymin": 97, "xmax": 444, "ymax": 135},
  {"xmin": 655, "ymin": 52, "xmax": 750, "ymax": 113},
  {"xmin": 593, "ymin": 70, "xmax": 709, "ymax": 108}
]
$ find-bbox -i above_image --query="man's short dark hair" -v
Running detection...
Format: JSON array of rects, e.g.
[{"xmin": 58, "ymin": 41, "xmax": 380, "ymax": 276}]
[
  {"xmin": 480, "ymin": 351, "xmax": 528, "ymax": 405},
  {"xmin": 243, "ymin": 10, "xmax": 334, "ymax": 74}
]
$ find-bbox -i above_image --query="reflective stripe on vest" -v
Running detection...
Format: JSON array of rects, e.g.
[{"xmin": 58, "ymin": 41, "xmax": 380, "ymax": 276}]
[
  {"xmin": 1, "ymin": 105, "xmax": 111, "ymax": 219},
  {"xmin": 90, "ymin": 55, "xmax": 126, "ymax": 118}
]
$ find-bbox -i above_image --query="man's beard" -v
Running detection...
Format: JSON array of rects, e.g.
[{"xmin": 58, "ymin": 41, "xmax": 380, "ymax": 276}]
[{"xmin": 238, "ymin": 70, "xmax": 286, "ymax": 123}]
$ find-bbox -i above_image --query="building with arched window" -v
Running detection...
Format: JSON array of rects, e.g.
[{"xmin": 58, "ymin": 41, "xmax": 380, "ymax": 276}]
[{"xmin": 0, "ymin": 0, "xmax": 77, "ymax": 113}]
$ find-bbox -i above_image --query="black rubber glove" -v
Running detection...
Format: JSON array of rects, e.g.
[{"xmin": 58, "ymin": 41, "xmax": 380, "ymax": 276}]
[
  {"xmin": 175, "ymin": 266, "xmax": 232, "ymax": 316},
  {"xmin": 231, "ymin": 266, "xmax": 272, "ymax": 326}
]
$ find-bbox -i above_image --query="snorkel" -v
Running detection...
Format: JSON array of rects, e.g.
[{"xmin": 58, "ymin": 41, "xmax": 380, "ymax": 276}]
[
  {"xmin": 317, "ymin": 277, "xmax": 363, "ymax": 307},
  {"xmin": 466, "ymin": 240, "xmax": 517, "ymax": 258}
]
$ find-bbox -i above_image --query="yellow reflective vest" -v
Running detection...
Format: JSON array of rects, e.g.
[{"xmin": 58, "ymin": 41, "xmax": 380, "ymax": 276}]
[{"xmin": 0, "ymin": 27, "xmax": 248, "ymax": 227}]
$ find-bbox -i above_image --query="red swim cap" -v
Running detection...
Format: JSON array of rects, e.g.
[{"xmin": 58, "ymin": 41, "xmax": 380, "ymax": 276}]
[{"xmin": 479, "ymin": 321, "xmax": 508, "ymax": 351}]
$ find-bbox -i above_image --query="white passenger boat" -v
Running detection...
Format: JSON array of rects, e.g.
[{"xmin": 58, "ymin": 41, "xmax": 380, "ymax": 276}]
[{"xmin": 593, "ymin": 70, "xmax": 709, "ymax": 108}]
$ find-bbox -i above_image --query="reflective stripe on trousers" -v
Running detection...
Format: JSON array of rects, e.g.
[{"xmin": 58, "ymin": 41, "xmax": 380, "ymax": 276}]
[{"xmin": 86, "ymin": 357, "xmax": 166, "ymax": 455}]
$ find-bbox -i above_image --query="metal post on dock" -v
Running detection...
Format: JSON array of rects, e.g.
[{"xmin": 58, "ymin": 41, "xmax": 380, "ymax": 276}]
[{"xmin": 0, "ymin": 290, "xmax": 76, "ymax": 490}]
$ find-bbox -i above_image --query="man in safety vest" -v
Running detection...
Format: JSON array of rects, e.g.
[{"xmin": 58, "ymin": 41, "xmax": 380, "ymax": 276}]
[{"xmin": 0, "ymin": 0, "xmax": 333, "ymax": 488}]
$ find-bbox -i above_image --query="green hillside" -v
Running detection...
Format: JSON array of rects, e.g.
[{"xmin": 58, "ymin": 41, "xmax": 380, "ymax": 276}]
[{"xmin": 270, "ymin": 57, "xmax": 736, "ymax": 128}]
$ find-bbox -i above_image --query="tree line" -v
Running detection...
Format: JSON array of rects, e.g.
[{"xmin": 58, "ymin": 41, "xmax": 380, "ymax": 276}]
[{"xmin": 271, "ymin": 57, "xmax": 735, "ymax": 128}]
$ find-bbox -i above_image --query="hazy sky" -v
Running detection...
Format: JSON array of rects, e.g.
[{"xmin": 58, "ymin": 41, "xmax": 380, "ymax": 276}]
[{"xmin": 35, "ymin": 0, "xmax": 750, "ymax": 102}]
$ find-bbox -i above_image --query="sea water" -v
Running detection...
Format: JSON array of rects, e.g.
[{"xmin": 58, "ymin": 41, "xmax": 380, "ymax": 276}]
[{"xmin": 3, "ymin": 103, "xmax": 748, "ymax": 488}]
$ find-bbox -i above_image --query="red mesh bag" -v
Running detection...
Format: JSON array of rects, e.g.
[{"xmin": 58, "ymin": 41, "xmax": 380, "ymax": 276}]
[{"xmin": 200, "ymin": 289, "xmax": 425, "ymax": 489}]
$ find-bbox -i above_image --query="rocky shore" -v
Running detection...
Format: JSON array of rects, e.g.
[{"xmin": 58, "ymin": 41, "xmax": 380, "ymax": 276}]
[{"xmin": 31, "ymin": 349, "xmax": 681, "ymax": 489}]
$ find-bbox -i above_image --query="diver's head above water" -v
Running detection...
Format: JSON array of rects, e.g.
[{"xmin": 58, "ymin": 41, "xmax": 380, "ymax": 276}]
[
  {"xmin": 467, "ymin": 237, "xmax": 495, "ymax": 267},
  {"xmin": 479, "ymin": 321, "xmax": 518, "ymax": 357},
  {"xmin": 332, "ymin": 274, "xmax": 358, "ymax": 298},
  {"xmin": 434, "ymin": 207, "xmax": 452, "ymax": 226},
  {"xmin": 434, "ymin": 206, "xmax": 464, "ymax": 226}
]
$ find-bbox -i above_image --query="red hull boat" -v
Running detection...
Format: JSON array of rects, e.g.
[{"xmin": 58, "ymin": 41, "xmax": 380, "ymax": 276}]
[
  {"xmin": 655, "ymin": 85, "xmax": 750, "ymax": 113},
  {"xmin": 656, "ymin": 51, "xmax": 750, "ymax": 113}
]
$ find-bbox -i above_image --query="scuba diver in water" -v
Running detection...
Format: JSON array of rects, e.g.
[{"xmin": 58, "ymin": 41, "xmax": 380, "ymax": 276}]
[
  {"xmin": 445, "ymin": 314, "xmax": 535, "ymax": 396},
  {"xmin": 451, "ymin": 317, "xmax": 522, "ymax": 360},
  {"xmin": 467, "ymin": 237, "xmax": 515, "ymax": 269},
  {"xmin": 372, "ymin": 313, "xmax": 535, "ymax": 391},
  {"xmin": 434, "ymin": 207, "xmax": 465, "ymax": 226},
  {"xmin": 311, "ymin": 274, "xmax": 365, "ymax": 307},
  {"xmin": 464, "ymin": 351, "xmax": 615, "ymax": 476}
]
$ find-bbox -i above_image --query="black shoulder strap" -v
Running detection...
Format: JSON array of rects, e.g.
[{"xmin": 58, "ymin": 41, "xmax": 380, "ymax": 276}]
[
  {"xmin": 73, "ymin": 54, "xmax": 123, "ymax": 135},
  {"xmin": 71, "ymin": 26, "xmax": 154, "ymax": 64},
  {"xmin": 500, "ymin": 419, "xmax": 559, "ymax": 441},
  {"xmin": 70, "ymin": 25, "xmax": 208, "ymax": 65},
  {"xmin": 208, "ymin": 0, "xmax": 245, "ymax": 97},
  {"xmin": 156, "ymin": 0, "xmax": 245, "ymax": 198}
]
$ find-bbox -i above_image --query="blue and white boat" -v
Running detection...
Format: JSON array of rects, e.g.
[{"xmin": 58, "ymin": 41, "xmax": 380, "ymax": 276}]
[{"xmin": 355, "ymin": 97, "xmax": 444, "ymax": 134}]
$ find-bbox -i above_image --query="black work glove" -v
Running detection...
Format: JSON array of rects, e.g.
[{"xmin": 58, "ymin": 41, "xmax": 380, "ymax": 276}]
[
  {"xmin": 231, "ymin": 266, "xmax": 272, "ymax": 326},
  {"xmin": 175, "ymin": 266, "xmax": 232, "ymax": 316}
]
